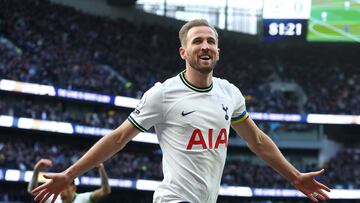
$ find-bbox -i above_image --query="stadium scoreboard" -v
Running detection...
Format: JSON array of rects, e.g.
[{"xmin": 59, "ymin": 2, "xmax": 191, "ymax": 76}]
[
  {"xmin": 262, "ymin": 0, "xmax": 311, "ymax": 42},
  {"xmin": 262, "ymin": 0, "xmax": 360, "ymax": 43}
]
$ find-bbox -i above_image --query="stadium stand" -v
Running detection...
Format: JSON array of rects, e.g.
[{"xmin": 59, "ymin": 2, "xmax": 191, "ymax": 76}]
[
  {"xmin": 0, "ymin": 94, "xmax": 130, "ymax": 129},
  {"xmin": 1, "ymin": 0, "xmax": 358, "ymax": 114}
]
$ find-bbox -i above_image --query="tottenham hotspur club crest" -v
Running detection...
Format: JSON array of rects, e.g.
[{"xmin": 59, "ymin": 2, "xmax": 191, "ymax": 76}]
[{"xmin": 222, "ymin": 104, "xmax": 229, "ymax": 121}]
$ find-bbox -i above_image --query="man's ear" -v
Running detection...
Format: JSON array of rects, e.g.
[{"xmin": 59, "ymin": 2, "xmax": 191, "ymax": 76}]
[
  {"xmin": 216, "ymin": 48, "xmax": 220, "ymax": 61},
  {"xmin": 179, "ymin": 47, "xmax": 186, "ymax": 60}
]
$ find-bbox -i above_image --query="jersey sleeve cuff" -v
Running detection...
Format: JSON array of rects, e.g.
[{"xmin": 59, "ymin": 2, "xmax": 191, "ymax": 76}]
[
  {"xmin": 127, "ymin": 116, "xmax": 147, "ymax": 132},
  {"xmin": 231, "ymin": 111, "xmax": 249, "ymax": 124}
]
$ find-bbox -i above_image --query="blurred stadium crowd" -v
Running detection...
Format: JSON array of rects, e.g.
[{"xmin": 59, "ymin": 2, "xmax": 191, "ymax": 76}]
[
  {"xmin": 0, "ymin": 0, "xmax": 359, "ymax": 202},
  {"xmin": 0, "ymin": 97, "xmax": 128, "ymax": 129},
  {"xmin": 1, "ymin": 0, "xmax": 359, "ymax": 114}
]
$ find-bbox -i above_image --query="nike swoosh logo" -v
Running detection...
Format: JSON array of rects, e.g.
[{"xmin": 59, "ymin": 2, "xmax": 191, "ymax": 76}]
[{"xmin": 181, "ymin": 110, "xmax": 196, "ymax": 116}]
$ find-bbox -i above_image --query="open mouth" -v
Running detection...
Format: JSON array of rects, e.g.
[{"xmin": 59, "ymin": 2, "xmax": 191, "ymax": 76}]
[{"xmin": 199, "ymin": 55, "xmax": 211, "ymax": 60}]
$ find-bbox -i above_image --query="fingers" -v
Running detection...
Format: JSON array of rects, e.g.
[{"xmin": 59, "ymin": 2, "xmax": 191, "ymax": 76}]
[
  {"xmin": 32, "ymin": 182, "xmax": 47, "ymax": 194},
  {"xmin": 316, "ymin": 181, "xmax": 331, "ymax": 192},
  {"xmin": 43, "ymin": 173, "xmax": 56, "ymax": 180},
  {"xmin": 317, "ymin": 184, "xmax": 330, "ymax": 199},
  {"xmin": 297, "ymin": 169, "xmax": 331, "ymax": 202},
  {"xmin": 32, "ymin": 174, "xmax": 54, "ymax": 194},
  {"xmin": 318, "ymin": 190, "xmax": 330, "ymax": 200},
  {"xmin": 314, "ymin": 192, "xmax": 327, "ymax": 201},
  {"xmin": 310, "ymin": 180, "xmax": 330, "ymax": 201},
  {"xmin": 307, "ymin": 192, "xmax": 318, "ymax": 202},
  {"xmin": 35, "ymin": 159, "xmax": 53, "ymax": 170},
  {"xmin": 42, "ymin": 159, "xmax": 53, "ymax": 167},
  {"xmin": 34, "ymin": 188, "xmax": 49, "ymax": 201},
  {"xmin": 39, "ymin": 192, "xmax": 52, "ymax": 203},
  {"xmin": 51, "ymin": 194, "xmax": 59, "ymax": 203},
  {"xmin": 310, "ymin": 169, "xmax": 325, "ymax": 177},
  {"xmin": 43, "ymin": 192, "xmax": 52, "ymax": 201},
  {"xmin": 308, "ymin": 190, "xmax": 330, "ymax": 202}
]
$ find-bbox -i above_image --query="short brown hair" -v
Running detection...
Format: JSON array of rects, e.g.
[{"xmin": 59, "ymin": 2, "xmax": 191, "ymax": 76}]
[{"xmin": 178, "ymin": 19, "xmax": 218, "ymax": 47}]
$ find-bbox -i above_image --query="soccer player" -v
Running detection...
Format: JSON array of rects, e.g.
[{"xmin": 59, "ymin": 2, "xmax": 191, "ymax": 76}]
[
  {"xmin": 28, "ymin": 159, "xmax": 111, "ymax": 203},
  {"xmin": 32, "ymin": 19, "xmax": 330, "ymax": 203}
]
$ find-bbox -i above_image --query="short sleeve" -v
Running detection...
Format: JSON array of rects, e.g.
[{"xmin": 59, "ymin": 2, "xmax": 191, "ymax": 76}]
[
  {"xmin": 128, "ymin": 82, "xmax": 163, "ymax": 132},
  {"xmin": 230, "ymin": 84, "xmax": 249, "ymax": 124}
]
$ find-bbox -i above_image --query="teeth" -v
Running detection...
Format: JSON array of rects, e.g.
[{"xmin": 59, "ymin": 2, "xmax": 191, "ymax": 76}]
[{"xmin": 200, "ymin": 55, "xmax": 210, "ymax": 59}]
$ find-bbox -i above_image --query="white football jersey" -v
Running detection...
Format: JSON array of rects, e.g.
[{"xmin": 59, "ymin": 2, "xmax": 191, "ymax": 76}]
[
  {"xmin": 128, "ymin": 71, "xmax": 248, "ymax": 203},
  {"xmin": 45, "ymin": 192, "xmax": 92, "ymax": 203}
]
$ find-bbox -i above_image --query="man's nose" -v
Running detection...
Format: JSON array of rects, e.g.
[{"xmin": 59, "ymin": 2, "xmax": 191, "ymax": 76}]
[{"xmin": 201, "ymin": 43, "xmax": 210, "ymax": 51}]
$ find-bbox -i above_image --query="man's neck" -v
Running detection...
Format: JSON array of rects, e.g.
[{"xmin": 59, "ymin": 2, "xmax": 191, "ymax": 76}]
[{"xmin": 185, "ymin": 67, "xmax": 213, "ymax": 88}]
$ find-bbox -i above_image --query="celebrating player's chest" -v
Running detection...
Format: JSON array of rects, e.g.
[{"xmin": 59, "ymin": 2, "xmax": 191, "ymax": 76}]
[{"xmin": 165, "ymin": 92, "xmax": 233, "ymax": 151}]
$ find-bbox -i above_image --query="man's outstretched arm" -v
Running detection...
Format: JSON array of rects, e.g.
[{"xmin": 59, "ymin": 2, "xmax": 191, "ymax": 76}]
[
  {"xmin": 32, "ymin": 120, "xmax": 140, "ymax": 203},
  {"xmin": 27, "ymin": 159, "xmax": 53, "ymax": 195},
  {"xmin": 231, "ymin": 117, "xmax": 331, "ymax": 202},
  {"xmin": 90, "ymin": 163, "xmax": 111, "ymax": 202}
]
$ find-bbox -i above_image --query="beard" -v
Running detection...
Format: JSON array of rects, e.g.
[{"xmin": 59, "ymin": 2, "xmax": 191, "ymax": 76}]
[{"xmin": 187, "ymin": 55, "xmax": 218, "ymax": 74}]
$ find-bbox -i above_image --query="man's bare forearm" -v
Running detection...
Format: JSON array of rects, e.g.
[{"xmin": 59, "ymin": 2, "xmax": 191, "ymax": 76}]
[
  {"xmin": 99, "ymin": 165, "xmax": 111, "ymax": 194},
  {"xmin": 64, "ymin": 120, "xmax": 139, "ymax": 181},
  {"xmin": 249, "ymin": 131, "xmax": 301, "ymax": 182},
  {"xmin": 27, "ymin": 169, "xmax": 40, "ymax": 194}
]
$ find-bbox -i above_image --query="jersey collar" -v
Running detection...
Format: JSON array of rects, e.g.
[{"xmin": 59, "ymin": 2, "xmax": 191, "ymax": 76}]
[
  {"xmin": 179, "ymin": 70, "xmax": 213, "ymax": 93},
  {"xmin": 71, "ymin": 193, "xmax": 77, "ymax": 203}
]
